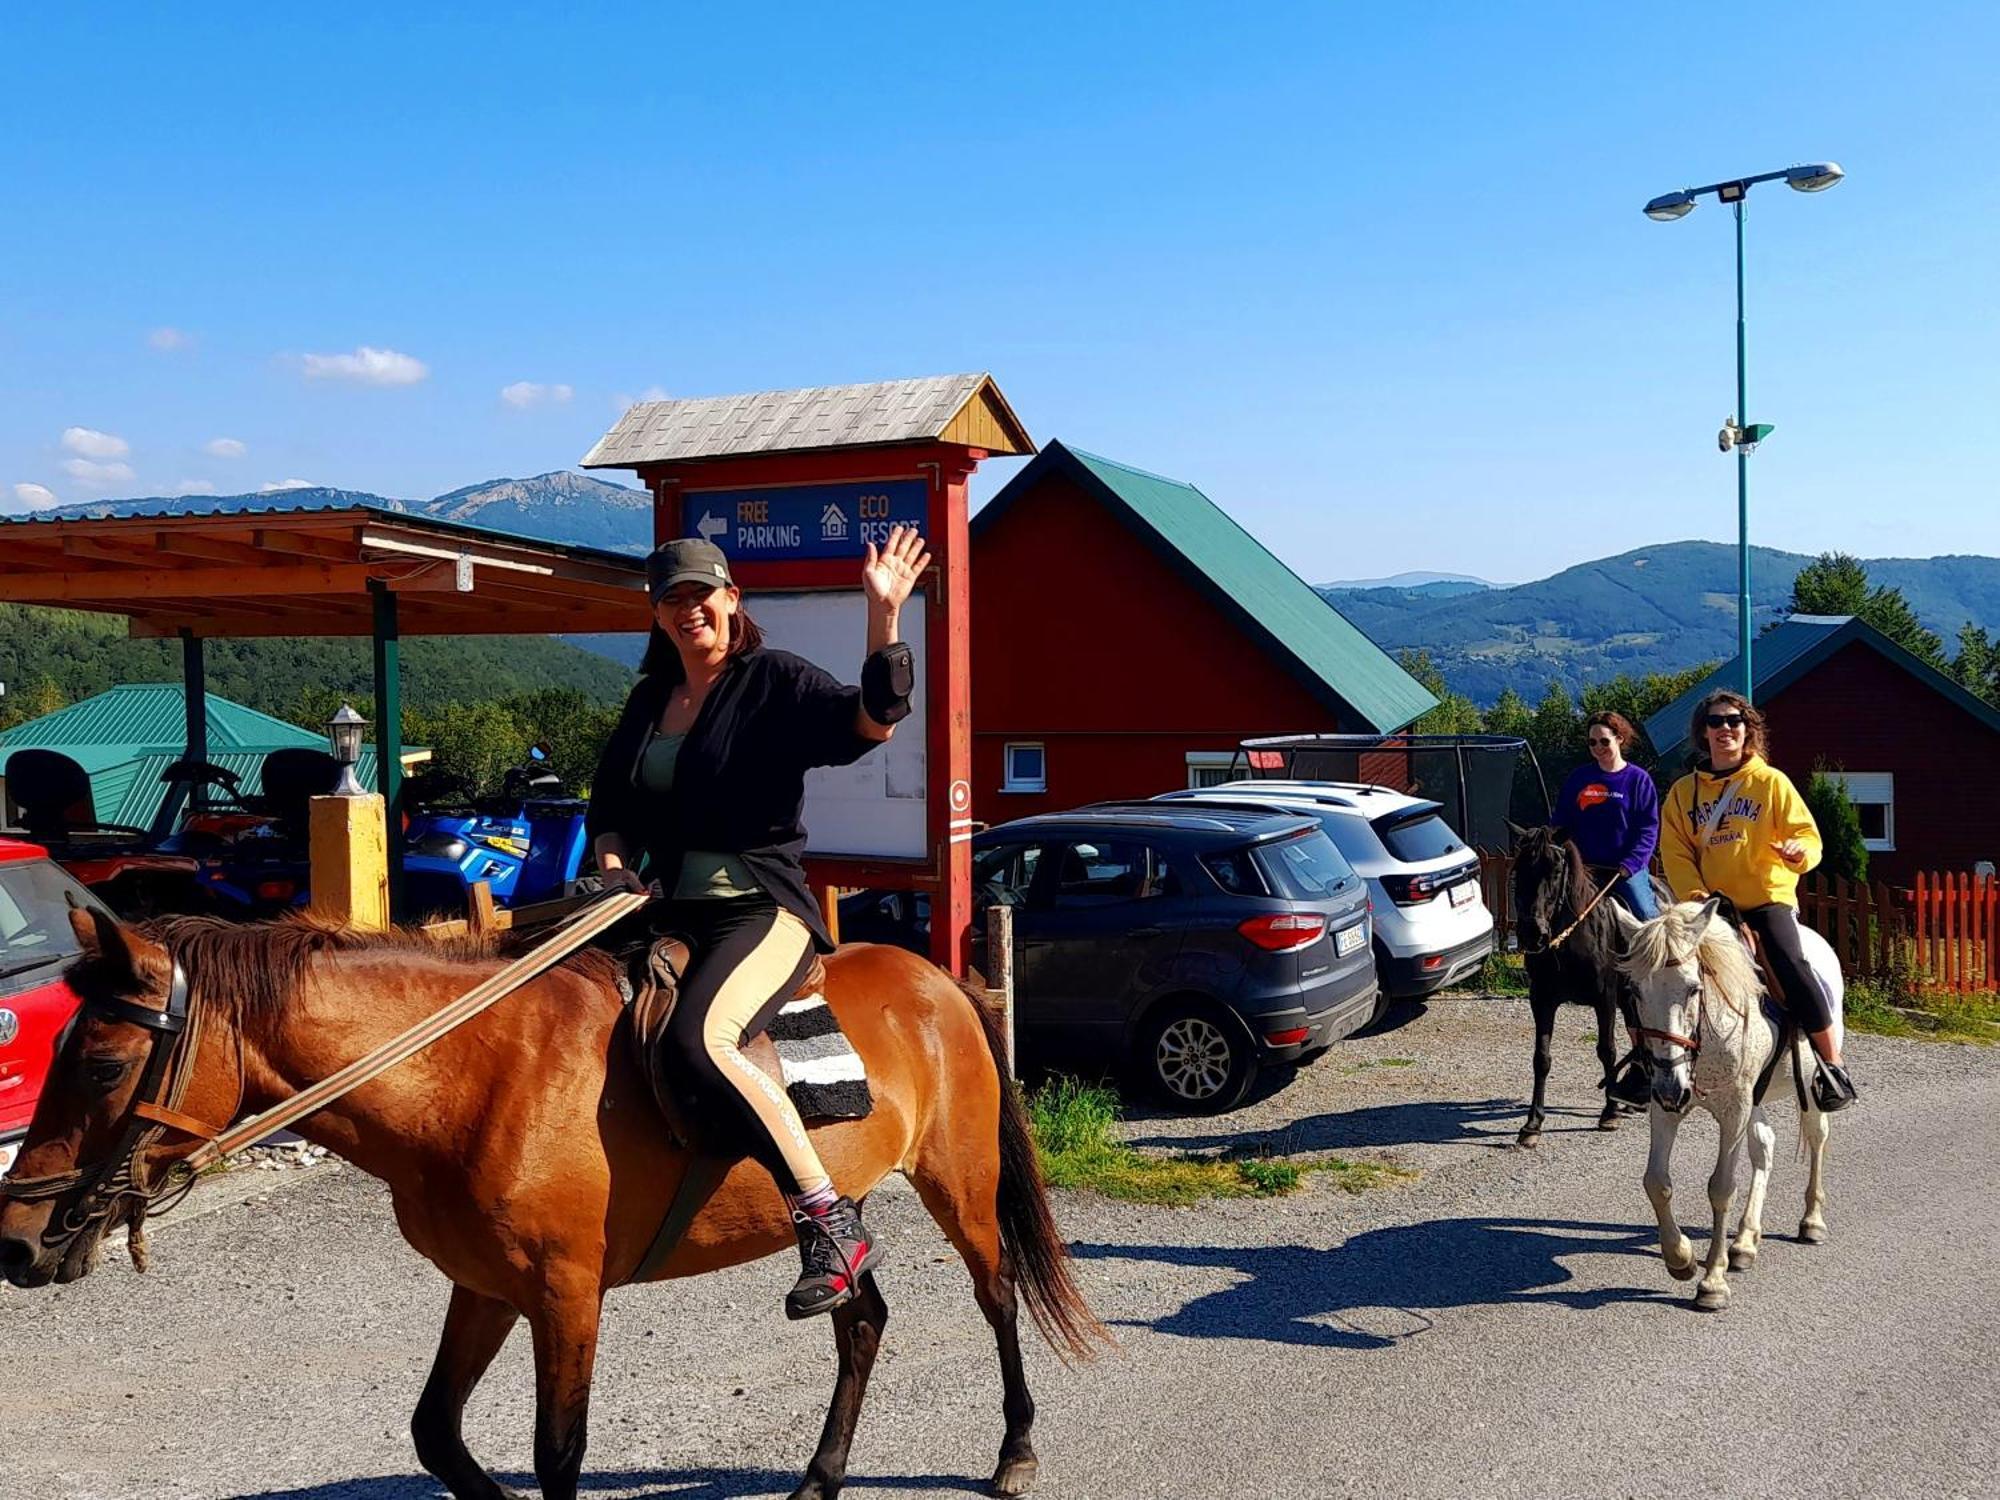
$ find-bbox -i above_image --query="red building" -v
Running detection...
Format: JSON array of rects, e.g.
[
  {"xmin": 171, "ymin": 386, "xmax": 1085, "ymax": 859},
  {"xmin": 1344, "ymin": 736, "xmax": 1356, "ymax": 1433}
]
[
  {"xmin": 1645, "ymin": 614, "xmax": 2000, "ymax": 885},
  {"xmin": 969, "ymin": 441, "xmax": 1434, "ymax": 820}
]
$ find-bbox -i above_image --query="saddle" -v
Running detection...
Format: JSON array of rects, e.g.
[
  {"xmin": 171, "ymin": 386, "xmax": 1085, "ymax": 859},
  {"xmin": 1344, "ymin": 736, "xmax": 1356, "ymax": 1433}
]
[{"xmin": 624, "ymin": 935, "xmax": 827, "ymax": 1153}]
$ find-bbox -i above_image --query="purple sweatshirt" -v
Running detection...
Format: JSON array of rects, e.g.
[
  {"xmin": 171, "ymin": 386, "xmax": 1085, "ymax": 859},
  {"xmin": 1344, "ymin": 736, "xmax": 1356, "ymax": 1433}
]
[{"xmin": 1554, "ymin": 761, "xmax": 1660, "ymax": 877}]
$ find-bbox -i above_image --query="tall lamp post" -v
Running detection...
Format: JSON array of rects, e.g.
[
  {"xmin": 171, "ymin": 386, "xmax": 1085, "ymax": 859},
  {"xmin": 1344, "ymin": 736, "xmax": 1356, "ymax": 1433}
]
[{"xmin": 1644, "ymin": 161, "xmax": 1844, "ymax": 701}]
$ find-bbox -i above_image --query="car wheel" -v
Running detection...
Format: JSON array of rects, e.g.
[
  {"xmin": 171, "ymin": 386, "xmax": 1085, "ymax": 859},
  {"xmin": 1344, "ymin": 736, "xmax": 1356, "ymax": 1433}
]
[{"xmin": 1138, "ymin": 1001, "xmax": 1257, "ymax": 1115}]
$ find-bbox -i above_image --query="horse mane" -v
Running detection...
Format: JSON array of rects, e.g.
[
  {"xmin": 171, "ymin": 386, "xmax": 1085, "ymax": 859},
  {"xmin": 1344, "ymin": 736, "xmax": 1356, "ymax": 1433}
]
[
  {"xmin": 1620, "ymin": 902, "xmax": 1760, "ymax": 1017},
  {"xmin": 141, "ymin": 913, "xmax": 616, "ymax": 1024}
]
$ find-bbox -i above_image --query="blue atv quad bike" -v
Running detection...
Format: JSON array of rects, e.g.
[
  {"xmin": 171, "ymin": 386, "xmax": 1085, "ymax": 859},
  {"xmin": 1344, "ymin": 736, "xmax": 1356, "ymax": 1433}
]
[{"xmin": 400, "ymin": 745, "xmax": 591, "ymax": 921}]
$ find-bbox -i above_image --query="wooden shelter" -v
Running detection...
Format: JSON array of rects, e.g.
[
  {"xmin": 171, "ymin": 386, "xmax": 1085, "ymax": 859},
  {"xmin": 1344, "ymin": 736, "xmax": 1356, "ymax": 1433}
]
[{"xmin": 0, "ymin": 503, "xmax": 647, "ymax": 909}]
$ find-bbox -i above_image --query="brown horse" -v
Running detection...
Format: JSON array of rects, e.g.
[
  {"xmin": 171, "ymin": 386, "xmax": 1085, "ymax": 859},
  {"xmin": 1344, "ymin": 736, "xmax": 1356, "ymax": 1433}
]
[{"xmin": 0, "ymin": 908, "xmax": 1102, "ymax": 1500}]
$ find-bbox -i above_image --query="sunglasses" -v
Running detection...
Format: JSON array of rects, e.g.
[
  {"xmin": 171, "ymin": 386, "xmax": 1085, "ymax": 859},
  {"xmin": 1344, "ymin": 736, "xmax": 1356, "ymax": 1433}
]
[
  {"xmin": 1587, "ymin": 737, "xmax": 1616, "ymax": 748},
  {"xmin": 1705, "ymin": 713, "xmax": 1747, "ymax": 729}
]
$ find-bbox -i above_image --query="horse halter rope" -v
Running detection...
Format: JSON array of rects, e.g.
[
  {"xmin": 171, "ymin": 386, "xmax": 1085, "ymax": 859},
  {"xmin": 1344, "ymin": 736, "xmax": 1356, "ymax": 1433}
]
[
  {"xmin": 1520, "ymin": 857, "xmax": 1619, "ymax": 956},
  {"xmin": 0, "ymin": 962, "xmax": 237, "ymax": 1252}
]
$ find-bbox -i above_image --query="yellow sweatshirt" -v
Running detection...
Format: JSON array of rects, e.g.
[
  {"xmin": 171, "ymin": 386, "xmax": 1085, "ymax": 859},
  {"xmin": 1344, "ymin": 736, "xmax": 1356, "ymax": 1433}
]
[{"xmin": 1661, "ymin": 754, "xmax": 1823, "ymax": 910}]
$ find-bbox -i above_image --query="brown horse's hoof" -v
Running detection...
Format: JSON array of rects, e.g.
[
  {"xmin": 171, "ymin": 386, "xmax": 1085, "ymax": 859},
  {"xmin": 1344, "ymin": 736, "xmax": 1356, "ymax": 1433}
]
[
  {"xmin": 1728, "ymin": 1247, "xmax": 1756, "ymax": 1273},
  {"xmin": 1596, "ymin": 1111, "xmax": 1621, "ymax": 1132},
  {"xmin": 1664, "ymin": 1251, "xmax": 1698, "ymax": 1282},
  {"xmin": 1799, "ymin": 1219, "xmax": 1827, "ymax": 1245},
  {"xmin": 1516, "ymin": 1128, "xmax": 1541, "ymax": 1149},
  {"xmin": 993, "ymin": 1454, "xmax": 1040, "ymax": 1496},
  {"xmin": 1694, "ymin": 1285, "xmax": 1730, "ymax": 1311}
]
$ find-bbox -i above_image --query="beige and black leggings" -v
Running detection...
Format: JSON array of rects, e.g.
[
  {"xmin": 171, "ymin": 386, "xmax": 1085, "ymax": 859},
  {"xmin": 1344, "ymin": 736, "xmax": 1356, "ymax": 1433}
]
[{"xmin": 656, "ymin": 896, "xmax": 831, "ymax": 1196}]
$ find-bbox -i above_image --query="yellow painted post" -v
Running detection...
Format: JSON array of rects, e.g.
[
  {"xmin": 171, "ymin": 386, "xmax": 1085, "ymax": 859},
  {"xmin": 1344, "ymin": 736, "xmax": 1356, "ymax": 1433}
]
[{"xmin": 309, "ymin": 793, "xmax": 390, "ymax": 932}]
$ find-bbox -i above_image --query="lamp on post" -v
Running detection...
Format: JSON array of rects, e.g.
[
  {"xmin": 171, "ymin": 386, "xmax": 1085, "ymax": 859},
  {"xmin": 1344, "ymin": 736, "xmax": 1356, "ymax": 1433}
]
[
  {"xmin": 1642, "ymin": 161, "xmax": 1844, "ymax": 702},
  {"xmin": 327, "ymin": 704, "xmax": 369, "ymax": 796}
]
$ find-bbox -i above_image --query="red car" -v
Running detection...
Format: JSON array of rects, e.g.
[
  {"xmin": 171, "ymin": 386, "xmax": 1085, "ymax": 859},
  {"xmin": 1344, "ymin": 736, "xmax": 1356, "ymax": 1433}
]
[{"xmin": 0, "ymin": 838, "xmax": 100, "ymax": 1170}]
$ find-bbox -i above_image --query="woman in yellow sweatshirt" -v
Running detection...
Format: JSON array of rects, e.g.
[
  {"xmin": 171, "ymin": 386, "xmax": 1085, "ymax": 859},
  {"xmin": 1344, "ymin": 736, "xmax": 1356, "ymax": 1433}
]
[{"xmin": 1661, "ymin": 690, "xmax": 1856, "ymax": 1110}]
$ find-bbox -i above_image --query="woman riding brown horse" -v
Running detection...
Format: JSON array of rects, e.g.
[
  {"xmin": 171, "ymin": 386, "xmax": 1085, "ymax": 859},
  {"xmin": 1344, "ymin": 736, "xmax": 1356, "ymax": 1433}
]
[{"xmin": 0, "ymin": 905, "xmax": 1101, "ymax": 1500}]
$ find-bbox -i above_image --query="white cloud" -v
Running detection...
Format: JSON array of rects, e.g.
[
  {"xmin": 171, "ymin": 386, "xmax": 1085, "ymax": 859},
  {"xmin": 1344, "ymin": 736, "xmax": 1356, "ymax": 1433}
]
[
  {"xmin": 610, "ymin": 384, "xmax": 671, "ymax": 411},
  {"xmin": 148, "ymin": 327, "xmax": 192, "ymax": 352},
  {"xmin": 9, "ymin": 482, "xmax": 58, "ymax": 511},
  {"xmin": 204, "ymin": 437, "xmax": 247, "ymax": 459},
  {"xmin": 300, "ymin": 346, "xmax": 429, "ymax": 386},
  {"xmin": 62, "ymin": 457, "xmax": 137, "ymax": 486},
  {"xmin": 172, "ymin": 479, "xmax": 217, "ymax": 496},
  {"xmin": 500, "ymin": 380, "xmax": 575, "ymax": 409},
  {"xmin": 260, "ymin": 478, "xmax": 315, "ymax": 493},
  {"xmin": 62, "ymin": 425, "xmax": 130, "ymax": 459}
]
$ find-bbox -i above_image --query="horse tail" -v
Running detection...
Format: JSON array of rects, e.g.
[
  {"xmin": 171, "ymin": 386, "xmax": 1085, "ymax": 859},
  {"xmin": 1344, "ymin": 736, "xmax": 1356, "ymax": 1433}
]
[{"xmin": 955, "ymin": 979, "xmax": 1107, "ymax": 1363}]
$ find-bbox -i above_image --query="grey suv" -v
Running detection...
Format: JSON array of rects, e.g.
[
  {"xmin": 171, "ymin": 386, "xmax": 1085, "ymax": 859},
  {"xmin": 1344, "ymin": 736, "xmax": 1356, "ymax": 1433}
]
[{"xmin": 971, "ymin": 801, "xmax": 1377, "ymax": 1113}]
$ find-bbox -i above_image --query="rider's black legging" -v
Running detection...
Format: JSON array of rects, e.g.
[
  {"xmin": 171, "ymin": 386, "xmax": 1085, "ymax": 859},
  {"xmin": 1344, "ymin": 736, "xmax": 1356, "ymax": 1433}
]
[
  {"xmin": 651, "ymin": 894, "xmax": 821, "ymax": 1194},
  {"xmin": 1740, "ymin": 903, "xmax": 1836, "ymax": 1034}
]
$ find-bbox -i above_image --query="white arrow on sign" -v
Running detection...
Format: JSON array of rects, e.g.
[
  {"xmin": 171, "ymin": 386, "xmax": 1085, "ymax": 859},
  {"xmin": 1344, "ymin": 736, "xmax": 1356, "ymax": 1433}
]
[{"xmin": 697, "ymin": 511, "xmax": 727, "ymax": 544}]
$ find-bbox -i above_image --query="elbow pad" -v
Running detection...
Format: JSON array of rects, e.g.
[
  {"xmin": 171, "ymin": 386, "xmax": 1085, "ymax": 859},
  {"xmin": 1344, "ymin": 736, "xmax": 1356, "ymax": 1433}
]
[{"xmin": 862, "ymin": 643, "xmax": 915, "ymax": 725}]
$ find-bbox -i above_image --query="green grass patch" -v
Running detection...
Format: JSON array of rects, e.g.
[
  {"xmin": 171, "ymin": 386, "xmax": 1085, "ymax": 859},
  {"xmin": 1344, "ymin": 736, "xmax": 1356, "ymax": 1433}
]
[
  {"xmin": 1846, "ymin": 979, "xmax": 1998, "ymax": 1045},
  {"xmin": 1025, "ymin": 1076, "xmax": 1415, "ymax": 1206},
  {"xmin": 1447, "ymin": 951, "xmax": 1529, "ymax": 997}
]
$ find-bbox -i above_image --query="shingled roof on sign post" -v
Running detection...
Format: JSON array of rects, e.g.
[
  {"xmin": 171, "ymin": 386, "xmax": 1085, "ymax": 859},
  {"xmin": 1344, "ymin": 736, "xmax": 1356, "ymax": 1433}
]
[{"xmin": 579, "ymin": 374, "xmax": 1034, "ymax": 468}]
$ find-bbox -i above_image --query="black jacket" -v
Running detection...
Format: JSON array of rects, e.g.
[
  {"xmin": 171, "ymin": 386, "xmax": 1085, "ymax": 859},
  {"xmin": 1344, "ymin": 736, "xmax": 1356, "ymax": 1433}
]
[{"xmin": 585, "ymin": 646, "xmax": 878, "ymax": 951}]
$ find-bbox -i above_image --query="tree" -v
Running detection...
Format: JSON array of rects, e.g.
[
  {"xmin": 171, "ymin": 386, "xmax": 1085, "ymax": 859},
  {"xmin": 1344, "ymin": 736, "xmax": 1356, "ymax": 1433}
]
[
  {"xmin": 1787, "ymin": 551, "xmax": 1946, "ymax": 668},
  {"xmin": 1397, "ymin": 649, "xmax": 1483, "ymax": 736},
  {"xmin": 1788, "ymin": 552, "xmax": 1870, "ymax": 616},
  {"xmin": 1952, "ymin": 623, "xmax": 1998, "ymax": 706},
  {"xmin": 1484, "ymin": 687, "xmax": 1532, "ymax": 739},
  {"xmin": 1803, "ymin": 767, "xmax": 1868, "ymax": 884}
]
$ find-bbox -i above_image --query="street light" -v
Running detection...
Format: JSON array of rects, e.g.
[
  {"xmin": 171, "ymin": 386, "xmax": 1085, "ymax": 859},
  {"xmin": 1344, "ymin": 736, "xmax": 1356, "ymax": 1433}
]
[
  {"xmin": 326, "ymin": 703, "xmax": 369, "ymax": 796},
  {"xmin": 1643, "ymin": 161, "xmax": 1844, "ymax": 701}
]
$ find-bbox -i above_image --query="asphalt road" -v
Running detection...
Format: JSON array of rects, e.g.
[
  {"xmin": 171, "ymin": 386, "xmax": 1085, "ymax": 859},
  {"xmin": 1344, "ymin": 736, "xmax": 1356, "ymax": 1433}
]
[{"xmin": 3, "ymin": 995, "xmax": 1994, "ymax": 1500}]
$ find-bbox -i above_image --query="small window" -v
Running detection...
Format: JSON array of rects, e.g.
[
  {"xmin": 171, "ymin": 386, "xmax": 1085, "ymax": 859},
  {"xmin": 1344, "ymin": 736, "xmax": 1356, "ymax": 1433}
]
[
  {"xmin": 1185, "ymin": 751, "xmax": 1239, "ymax": 789},
  {"xmin": 1373, "ymin": 809, "xmax": 1466, "ymax": 863},
  {"xmin": 1830, "ymin": 772, "xmax": 1894, "ymax": 852},
  {"xmin": 973, "ymin": 842, "xmax": 1043, "ymax": 911},
  {"xmin": 1002, "ymin": 743, "xmax": 1045, "ymax": 794},
  {"xmin": 1052, "ymin": 840, "xmax": 1170, "ymax": 906},
  {"xmin": 1250, "ymin": 830, "xmax": 1358, "ymax": 900}
]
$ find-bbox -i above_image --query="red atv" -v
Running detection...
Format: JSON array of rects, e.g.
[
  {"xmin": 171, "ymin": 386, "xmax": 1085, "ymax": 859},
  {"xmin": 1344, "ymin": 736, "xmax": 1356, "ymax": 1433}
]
[{"xmin": 0, "ymin": 838, "xmax": 104, "ymax": 1171}]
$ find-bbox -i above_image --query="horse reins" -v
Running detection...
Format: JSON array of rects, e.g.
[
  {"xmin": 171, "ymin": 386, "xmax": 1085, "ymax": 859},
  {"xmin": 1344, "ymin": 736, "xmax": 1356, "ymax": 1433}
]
[{"xmin": 0, "ymin": 890, "xmax": 648, "ymax": 1253}]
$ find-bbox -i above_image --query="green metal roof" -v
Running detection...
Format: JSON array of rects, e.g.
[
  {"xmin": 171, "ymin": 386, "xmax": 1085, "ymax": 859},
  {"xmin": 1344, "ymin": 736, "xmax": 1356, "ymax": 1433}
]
[
  {"xmin": 973, "ymin": 442, "xmax": 1436, "ymax": 733},
  {"xmin": 97, "ymin": 749, "xmax": 385, "ymax": 828},
  {"xmin": 0, "ymin": 683, "xmax": 324, "ymax": 763},
  {"xmin": 0, "ymin": 685, "xmax": 394, "ymax": 830}
]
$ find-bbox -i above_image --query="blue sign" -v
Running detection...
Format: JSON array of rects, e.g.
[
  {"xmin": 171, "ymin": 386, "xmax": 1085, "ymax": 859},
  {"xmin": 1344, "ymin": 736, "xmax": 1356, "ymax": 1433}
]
[{"xmin": 683, "ymin": 480, "xmax": 929, "ymax": 562}]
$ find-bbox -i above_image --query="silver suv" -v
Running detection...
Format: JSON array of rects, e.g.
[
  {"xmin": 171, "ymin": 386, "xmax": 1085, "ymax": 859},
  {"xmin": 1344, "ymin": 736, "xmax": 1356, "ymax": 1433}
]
[{"xmin": 1156, "ymin": 781, "xmax": 1493, "ymax": 999}]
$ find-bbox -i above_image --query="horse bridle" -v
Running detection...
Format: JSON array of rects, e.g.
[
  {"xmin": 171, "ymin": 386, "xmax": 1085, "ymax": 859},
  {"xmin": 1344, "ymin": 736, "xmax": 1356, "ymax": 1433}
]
[
  {"xmin": 1518, "ymin": 848, "xmax": 1618, "ymax": 956},
  {"xmin": 0, "ymin": 961, "xmax": 238, "ymax": 1252}
]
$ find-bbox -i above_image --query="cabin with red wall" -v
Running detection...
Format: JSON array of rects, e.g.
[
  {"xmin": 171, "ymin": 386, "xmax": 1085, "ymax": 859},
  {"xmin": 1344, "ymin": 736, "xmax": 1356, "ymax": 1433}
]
[
  {"xmin": 970, "ymin": 442, "xmax": 1434, "ymax": 821},
  {"xmin": 1646, "ymin": 615, "xmax": 2000, "ymax": 886}
]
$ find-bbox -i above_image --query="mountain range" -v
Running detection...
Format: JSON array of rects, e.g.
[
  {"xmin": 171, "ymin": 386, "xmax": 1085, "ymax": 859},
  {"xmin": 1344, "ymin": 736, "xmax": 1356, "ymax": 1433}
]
[
  {"xmin": 1319, "ymin": 541, "xmax": 2000, "ymax": 702},
  {"xmin": 15, "ymin": 476, "xmax": 1997, "ymax": 704}
]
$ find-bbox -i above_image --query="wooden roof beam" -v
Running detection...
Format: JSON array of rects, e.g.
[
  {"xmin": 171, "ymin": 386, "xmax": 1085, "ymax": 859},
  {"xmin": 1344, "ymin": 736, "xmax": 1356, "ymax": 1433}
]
[
  {"xmin": 0, "ymin": 559, "xmax": 460, "ymax": 604},
  {"xmin": 251, "ymin": 526, "xmax": 359, "ymax": 561}
]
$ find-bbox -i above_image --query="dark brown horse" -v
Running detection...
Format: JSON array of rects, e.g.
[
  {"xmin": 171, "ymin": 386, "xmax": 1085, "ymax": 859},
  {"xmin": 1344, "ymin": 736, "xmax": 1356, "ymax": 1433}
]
[{"xmin": 0, "ymin": 908, "xmax": 1102, "ymax": 1500}]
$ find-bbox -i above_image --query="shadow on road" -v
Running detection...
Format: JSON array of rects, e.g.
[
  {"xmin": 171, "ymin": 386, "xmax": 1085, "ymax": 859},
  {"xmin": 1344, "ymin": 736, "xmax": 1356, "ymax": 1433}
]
[
  {"xmin": 1127, "ymin": 1096, "xmax": 1601, "ymax": 1153},
  {"xmin": 1074, "ymin": 1215, "xmax": 1679, "ymax": 1351},
  {"xmin": 234, "ymin": 1465, "xmax": 986, "ymax": 1499}
]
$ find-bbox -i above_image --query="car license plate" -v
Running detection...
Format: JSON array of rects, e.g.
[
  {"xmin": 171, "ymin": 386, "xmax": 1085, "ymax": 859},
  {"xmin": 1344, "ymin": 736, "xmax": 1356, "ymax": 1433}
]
[
  {"xmin": 1448, "ymin": 881, "xmax": 1475, "ymax": 908},
  {"xmin": 1335, "ymin": 923, "xmax": 1366, "ymax": 956}
]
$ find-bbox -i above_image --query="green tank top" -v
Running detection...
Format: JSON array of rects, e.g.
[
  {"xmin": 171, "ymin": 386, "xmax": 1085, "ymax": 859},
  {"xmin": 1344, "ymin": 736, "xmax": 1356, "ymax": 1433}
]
[{"xmin": 638, "ymin": 732, "xmax": 762, "ymax": 900}]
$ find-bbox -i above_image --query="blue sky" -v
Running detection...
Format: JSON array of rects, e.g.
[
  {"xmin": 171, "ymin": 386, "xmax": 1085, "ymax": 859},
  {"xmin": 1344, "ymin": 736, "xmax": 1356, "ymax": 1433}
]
[{"xmin": 3, "ymin": 3, "xmax": 1994, "ymax": 584}]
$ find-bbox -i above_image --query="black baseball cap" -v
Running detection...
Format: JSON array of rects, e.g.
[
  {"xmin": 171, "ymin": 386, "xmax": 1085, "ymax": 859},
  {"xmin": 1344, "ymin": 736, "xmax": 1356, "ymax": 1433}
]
[{"xmin": 646, "ymin": 538, "xmax": 734, "ymax": 604}]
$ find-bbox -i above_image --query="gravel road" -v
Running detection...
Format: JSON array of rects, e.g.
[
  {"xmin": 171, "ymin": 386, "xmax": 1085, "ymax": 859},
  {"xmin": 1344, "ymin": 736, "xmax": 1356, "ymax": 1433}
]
[{"xmin": 3, "ymin": 993, "xmax": 1994, "ymax": 1500}]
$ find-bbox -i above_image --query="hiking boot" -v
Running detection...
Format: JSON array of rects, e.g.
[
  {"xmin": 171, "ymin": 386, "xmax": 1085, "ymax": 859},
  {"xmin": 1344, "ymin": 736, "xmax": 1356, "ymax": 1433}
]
[
  {"xmin": 1811, "ymin": 1060, "xmax": 1858, "ymax": 1113},
  {"xmin": 786, "ymin": 1196, "xmax": 883, "ymax": 1320},
  {"xmin": 1604, "ymin": 1048, "xmax": 1653, "ymax": 1111}
]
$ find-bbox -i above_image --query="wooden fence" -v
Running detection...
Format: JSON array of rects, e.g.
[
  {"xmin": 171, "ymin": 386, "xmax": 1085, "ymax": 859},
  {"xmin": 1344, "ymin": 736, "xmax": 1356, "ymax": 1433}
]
[{"xmin": 1474, "ymin": 853, "xmax": 1998, "ymax": 993}]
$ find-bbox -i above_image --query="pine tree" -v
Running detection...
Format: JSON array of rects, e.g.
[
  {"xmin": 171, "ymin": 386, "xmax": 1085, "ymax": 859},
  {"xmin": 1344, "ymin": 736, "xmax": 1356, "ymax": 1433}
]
[
  {"xmin": 1788, "ymin": 553, "xmax": 1870, "ymax": 616},
  {"xmin": 1397, "ymin": 649, "xmax": 1483, "ymax": 735},
  {"xmin": 1803, "ymin": 767, "xmax": 1869, "ymax": 884},
  {"xmin": 1953, "ymin": 623, "xmax": 1998, "ymax": 706}
]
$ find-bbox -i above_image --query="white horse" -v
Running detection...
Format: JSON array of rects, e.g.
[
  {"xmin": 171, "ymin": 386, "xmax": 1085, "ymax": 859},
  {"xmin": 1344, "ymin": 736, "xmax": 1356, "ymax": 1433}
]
[{"xmin": 1612, "ymin": 898, "xmax": 1837, "ymax": 1311}]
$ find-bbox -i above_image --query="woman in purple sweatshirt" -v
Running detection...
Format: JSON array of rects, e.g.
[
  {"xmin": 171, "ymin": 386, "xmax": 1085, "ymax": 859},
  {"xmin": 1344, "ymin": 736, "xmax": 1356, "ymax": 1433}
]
[{"xmin": 1553, "ymin": 711, "xmax": 1661, "ymax": 919}]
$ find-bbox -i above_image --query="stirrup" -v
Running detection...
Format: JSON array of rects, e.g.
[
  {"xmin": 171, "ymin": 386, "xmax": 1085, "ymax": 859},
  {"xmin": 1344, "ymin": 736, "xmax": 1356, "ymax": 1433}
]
[
  {"xmin": 1811, "ymin": 1060, "xmax": 1857, "ymax": 1113},
  {"xmin": 1604, "ymin": 1048, "xmax": 1652, "ymax": 1111}
]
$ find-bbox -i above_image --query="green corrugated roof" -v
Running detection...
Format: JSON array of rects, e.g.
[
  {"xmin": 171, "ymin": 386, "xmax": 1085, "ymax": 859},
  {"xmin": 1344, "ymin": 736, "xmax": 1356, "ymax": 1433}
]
[
  {"xmin": 0, "ymin": 684, "xmax": 323, "ymax": 761},
  {"xmin": 973, "ymin": 443, "xmax": 1436, "ymax": 733},
  {"xmin": 100, "ymin": 749, "xmax": 385, "ymax": 828}
]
